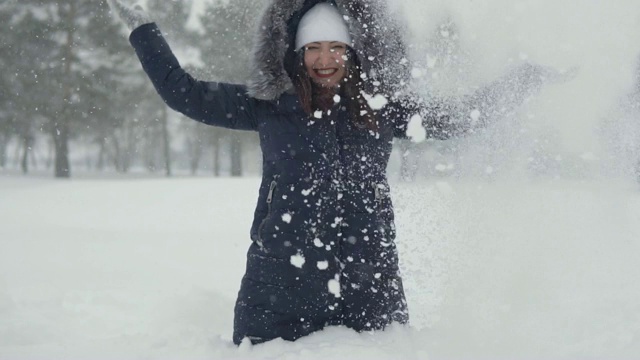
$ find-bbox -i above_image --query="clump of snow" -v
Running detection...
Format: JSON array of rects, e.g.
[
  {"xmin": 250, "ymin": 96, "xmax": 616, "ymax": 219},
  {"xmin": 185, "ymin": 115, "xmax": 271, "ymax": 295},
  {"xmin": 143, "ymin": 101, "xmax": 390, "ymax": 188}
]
[
  {"xmin": 470, "ymin": 109, "xmax": 481, "ymax": 124},
  {"xmin": 406, "ymin": 114, "xmax": 426, "ymax": 143},
  {"xmin": 317, "ymin": 261, "xmax": 329, "ymax": 270},
  {"xmin": 328, "ymin": 276, "xmax": 341, "ymax": 298},
  {"xmin": 282, "ymin": 213, "xmax": 292, "ymax": 224},
  {"xmin": 364, "ymin": 93, "xmax": 389, "ymax": 110},
  {"xmin": 435, "ymin": 163, "xmax": 455, "ymax": 172},
  {"xmin": 434, "ymin": 181, "xmax": 454, "ymax": 195},
  {"xmin": 411, "ymin": 67, "xmax": 425, "ymax": 78},
  {"xmin": 290, "ymin": 253, "xmax": 306, "ymax": 269}
]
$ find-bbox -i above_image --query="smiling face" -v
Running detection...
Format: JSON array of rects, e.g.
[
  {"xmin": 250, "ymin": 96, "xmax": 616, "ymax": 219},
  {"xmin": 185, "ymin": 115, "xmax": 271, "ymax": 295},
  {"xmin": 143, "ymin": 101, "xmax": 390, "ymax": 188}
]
[{"xmin": 304, "ymin": 41, "xmax": 348, "ymax": 88}]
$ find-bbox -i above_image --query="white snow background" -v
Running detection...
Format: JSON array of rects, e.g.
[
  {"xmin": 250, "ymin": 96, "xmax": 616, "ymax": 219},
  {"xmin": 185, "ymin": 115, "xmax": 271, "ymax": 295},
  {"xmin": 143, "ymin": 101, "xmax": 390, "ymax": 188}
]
[{"xmin": 3, "ymin": 0, "xmax": 640, "ymax": 359}]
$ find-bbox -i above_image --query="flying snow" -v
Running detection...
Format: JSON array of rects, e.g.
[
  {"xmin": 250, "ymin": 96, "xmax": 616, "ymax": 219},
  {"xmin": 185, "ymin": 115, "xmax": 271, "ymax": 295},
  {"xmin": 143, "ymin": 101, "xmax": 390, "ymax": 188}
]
[
  {"xmin": 290, "ymin": 253, "xmax": 305, "ymax": 268},
  {"xmin": 364, "ymin": 93, "xmax": 389, "ymax": 110},
  {"xmin": 282, "ymin": 213, "xmax": 292, "ymax": 224},
  {"xmin": 328, "ymin": 276, "xmax": 341, "ymax": 298},
  {"xmin": 470, "ymin": 109, "xmax": 481, "ymax": 124},
  {"xmin": 406, "ymin": 114, "xmax": 426, "ymax": 143}
]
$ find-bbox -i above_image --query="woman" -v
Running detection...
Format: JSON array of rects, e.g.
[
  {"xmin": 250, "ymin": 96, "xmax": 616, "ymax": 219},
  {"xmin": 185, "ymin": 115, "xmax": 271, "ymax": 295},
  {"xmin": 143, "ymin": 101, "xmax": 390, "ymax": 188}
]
[{"xmin": 108, "ymin": 0, "xmax": 556, "ymax": 345}]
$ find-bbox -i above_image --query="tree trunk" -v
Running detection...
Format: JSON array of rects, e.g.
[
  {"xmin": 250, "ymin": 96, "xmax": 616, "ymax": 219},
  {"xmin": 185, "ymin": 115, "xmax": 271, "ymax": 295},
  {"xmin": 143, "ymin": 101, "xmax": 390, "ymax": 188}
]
[
  {"xmin": 0, "ymin": 133, "xmax": 8, "ymax": 169},
  {"xmin": 54, "ymin": 2, "xmax": 76, "ymax": 179},
  {"xmin": 122, "ymin": 121, "xmax": 135, "ymax": 174},
  {"xmin": 53, "ymin": 122, "xmax": 70, "ymax": 178},
  {"xmin": 45, "ymin": 138, "xmax": 54, "ymax": 170},
  {"xmin": 399, "ymin": 140, "xmax": 417, "ymax": 182},
  {"xmin": 111, "ymin": 136, "xmax": 123, "ymax": 173},
  {"xmin": 189, "ymin": 139, "xmax": 202, "ymax": 176},
  {"xmin": 21, "ymin": 134, "xmax": 33, "ymax": 174},
  {"xmin": 96, "ymin": 137, "xmax": 106, "ymax": 171},
  {"xmin": 212, "ymin": 131, "xmax": 221, "ymax": 177},
  {"xmin": 230, "ymin": 133, "xmax": 242, "ymax": 177},
  {"xmin": 161, "ymin": 105, "xmax": 172, "ymax": 177},
  {"xmin": 187, "ymin": 124, "xmax": 203, "ymax": 176},
  {"xmin": 189, "ymin": 149, "xmax": 200, "ymax": 175}
]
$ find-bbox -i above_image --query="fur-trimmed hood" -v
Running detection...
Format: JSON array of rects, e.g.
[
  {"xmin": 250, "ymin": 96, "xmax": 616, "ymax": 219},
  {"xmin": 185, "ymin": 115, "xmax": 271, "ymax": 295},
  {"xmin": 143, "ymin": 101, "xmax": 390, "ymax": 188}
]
[{"xmin": 247, "ymin": 0, "xmax": 410, "ymax": 100}]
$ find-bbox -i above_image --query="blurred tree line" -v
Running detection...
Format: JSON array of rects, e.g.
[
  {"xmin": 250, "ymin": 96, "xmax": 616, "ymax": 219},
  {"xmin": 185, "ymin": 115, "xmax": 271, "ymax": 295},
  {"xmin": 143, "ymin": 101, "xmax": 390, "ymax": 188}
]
[
  {"xmin": 0, "ymin": 0, "xmax": 264, "ymax": 178},
  {"xmin": 2, "ymin": 1, "xmax": 574, "ymax": 181}
]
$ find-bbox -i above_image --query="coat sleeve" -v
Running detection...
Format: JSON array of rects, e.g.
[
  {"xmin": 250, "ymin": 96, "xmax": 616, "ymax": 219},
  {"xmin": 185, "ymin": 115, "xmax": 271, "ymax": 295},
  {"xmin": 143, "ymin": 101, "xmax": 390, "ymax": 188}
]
[
  {"xmin": 389, "ymin": 63, "xmax": 548, "ymax": 140},
  {"xmin": 386, "ymin": 95, "xmax": 459, "ymax": 140},
  {"xmin": 129, "ymin": 23, "xmax": 258, "ymax": 131}
]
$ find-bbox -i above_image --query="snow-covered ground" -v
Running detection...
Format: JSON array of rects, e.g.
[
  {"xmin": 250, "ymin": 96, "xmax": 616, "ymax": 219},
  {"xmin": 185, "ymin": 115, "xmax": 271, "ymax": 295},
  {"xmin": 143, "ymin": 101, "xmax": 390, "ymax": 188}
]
[{"xmin": 1, "ymin": 175, "xmax": 639, "ymax": 359}]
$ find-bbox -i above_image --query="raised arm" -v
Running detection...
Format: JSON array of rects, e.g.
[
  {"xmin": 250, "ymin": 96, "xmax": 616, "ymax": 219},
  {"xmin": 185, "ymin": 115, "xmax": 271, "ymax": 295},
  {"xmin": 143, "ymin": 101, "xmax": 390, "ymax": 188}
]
[
  {"xmin": 389, "ymin": 63, "xmax": 575, "ymax": 142},
  {"xmin": 458, "ymin": 63, "xmax": 574, "ymax": 128},
  {"xmin": 108, "ymin": 0, "xmax": 258, "ymax": 131},
  {"xmin": 385, "ymin": 94, "xmax": 460, "ymax": 141}
]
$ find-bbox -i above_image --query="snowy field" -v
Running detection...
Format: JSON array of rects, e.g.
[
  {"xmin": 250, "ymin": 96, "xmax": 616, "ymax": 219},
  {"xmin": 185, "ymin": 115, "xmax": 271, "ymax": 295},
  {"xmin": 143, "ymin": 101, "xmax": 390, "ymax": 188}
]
[{"xmin": 1, "ymin": 175, "xmax": 640, "ymax": 359}]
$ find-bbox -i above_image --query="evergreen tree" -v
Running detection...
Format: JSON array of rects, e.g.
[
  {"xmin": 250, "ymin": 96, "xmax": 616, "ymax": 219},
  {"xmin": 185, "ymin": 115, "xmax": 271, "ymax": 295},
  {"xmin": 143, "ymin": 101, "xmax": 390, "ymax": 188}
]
[
  {"xmin": 197, "ymin": 0, "xmax": 265, "ymax": 176},
  {"xmin": 132, "ymin": 0, "xmax": 197, "ymax": 176},
  {"xmin": 6, "ymin": 0, "xmax": 135, "ymax": 177},
  {"xmin": 0, "ymin": 1, "xmax": 18, "ymax": 168}
]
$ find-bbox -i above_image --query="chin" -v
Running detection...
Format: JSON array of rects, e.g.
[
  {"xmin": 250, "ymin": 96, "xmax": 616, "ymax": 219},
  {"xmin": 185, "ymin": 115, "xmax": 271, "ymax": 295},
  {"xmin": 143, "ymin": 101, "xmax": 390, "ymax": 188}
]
[{"xmin": 313, "ymin": 78, "xmax": 341, "ymax": 88}]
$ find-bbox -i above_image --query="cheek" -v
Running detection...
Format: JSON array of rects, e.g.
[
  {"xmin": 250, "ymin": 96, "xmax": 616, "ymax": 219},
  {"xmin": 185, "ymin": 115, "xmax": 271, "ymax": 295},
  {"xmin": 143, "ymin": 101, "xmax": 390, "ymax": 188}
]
[
  {"xmin": 304, "ymin": 54, "xmax": 316, "ymax": 73},
  {"xmin": 336, "ymin": 58, "xmax": 347, "ymax": 74},
  {"xmin": 336, "ymin": 55, "xmax": 347, "ymax": 70}
]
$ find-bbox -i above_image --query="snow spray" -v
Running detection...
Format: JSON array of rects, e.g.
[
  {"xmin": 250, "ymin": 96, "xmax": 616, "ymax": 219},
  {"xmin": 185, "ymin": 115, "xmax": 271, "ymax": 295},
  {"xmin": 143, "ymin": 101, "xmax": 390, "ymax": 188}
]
[{"xmin": 392, "ymin": 1, "xmax": 640, "ymax": 358}]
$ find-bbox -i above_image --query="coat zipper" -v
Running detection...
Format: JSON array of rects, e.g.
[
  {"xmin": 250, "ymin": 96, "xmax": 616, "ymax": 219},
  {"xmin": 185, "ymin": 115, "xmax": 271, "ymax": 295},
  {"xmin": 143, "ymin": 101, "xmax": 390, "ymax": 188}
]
[
  {"xmin": 266, "ymin": 180, "xmax": 277, "ymax": 204},
  {"xmin": 257, "ymin": 178, "xmax": 278, "ymax": 245}
]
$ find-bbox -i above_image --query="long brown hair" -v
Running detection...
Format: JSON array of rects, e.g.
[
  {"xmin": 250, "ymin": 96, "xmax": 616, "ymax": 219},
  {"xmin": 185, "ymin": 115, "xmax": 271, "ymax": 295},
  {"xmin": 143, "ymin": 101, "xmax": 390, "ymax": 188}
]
[{"xmin": 291, "ymin": 47, "xmax": 378, "ymax": 131}]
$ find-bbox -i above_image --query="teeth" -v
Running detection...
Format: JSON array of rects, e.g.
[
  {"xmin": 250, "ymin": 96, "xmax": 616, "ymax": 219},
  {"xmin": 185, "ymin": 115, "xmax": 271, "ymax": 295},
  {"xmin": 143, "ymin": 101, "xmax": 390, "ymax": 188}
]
[{"xmin": 316, "ymin": 69, "xmax": 336, "ymax": 75}]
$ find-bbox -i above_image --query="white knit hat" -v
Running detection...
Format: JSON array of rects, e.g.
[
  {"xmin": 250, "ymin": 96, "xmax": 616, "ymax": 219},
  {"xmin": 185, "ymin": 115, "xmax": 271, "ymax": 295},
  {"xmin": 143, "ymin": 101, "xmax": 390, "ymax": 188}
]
[{"xmin": 295, "ymin": 3, "xmax": 352, "ymax": 50}]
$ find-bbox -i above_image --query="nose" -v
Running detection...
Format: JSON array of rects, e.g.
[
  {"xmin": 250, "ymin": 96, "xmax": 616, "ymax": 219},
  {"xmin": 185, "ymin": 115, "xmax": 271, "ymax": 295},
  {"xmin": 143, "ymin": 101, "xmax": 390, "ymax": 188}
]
[{"xmin": 317, "ymin": 48, "xmax": 336, "ymax": 68}]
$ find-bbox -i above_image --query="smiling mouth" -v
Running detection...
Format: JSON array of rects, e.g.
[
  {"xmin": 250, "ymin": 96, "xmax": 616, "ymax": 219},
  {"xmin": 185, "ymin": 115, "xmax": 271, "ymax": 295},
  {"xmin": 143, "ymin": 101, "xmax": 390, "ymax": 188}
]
[{"xmin": 314, "ymin": 69, "xmax": 338, "ymax": 78}]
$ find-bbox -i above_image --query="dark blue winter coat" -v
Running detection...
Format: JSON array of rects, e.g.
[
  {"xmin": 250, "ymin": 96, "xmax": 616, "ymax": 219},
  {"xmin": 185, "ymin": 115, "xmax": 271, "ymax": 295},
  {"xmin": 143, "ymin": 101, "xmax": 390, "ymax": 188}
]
[
  {"xmin": 129, "ymin": 23, "xmax": 448, "ymax": 344},
  {"xmin": 129, "ymin": 0, "xmax": 546, "ymax": 345}
]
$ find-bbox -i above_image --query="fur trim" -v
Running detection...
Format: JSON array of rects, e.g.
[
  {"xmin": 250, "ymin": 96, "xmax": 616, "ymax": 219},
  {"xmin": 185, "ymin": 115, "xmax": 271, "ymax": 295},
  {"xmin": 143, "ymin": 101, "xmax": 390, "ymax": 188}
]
[{"xmin": 247, "ymin": 0, "xmax": 410, "ymax": 100}]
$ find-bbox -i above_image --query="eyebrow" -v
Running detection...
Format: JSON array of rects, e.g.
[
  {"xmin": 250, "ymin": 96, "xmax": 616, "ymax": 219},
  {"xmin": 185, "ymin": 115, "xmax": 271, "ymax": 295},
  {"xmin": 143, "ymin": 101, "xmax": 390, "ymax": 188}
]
[{"xmin": 307, "ymin": 42, "xmax": 345, "ymax": 45}]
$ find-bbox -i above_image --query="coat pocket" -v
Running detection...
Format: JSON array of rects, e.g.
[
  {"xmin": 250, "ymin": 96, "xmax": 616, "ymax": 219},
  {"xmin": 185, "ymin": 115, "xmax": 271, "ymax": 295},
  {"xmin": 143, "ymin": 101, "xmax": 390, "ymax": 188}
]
[
  {"xmin": 371, "ymin": 181, "xmax": 396, "ymax": 240},
  {"xmin": 372, "ymin": 182, "xmax": 390, "ymax": 207},
  {"xmin": 257, "ymin": 177, "xmax": 278, "ymax": 247}
]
